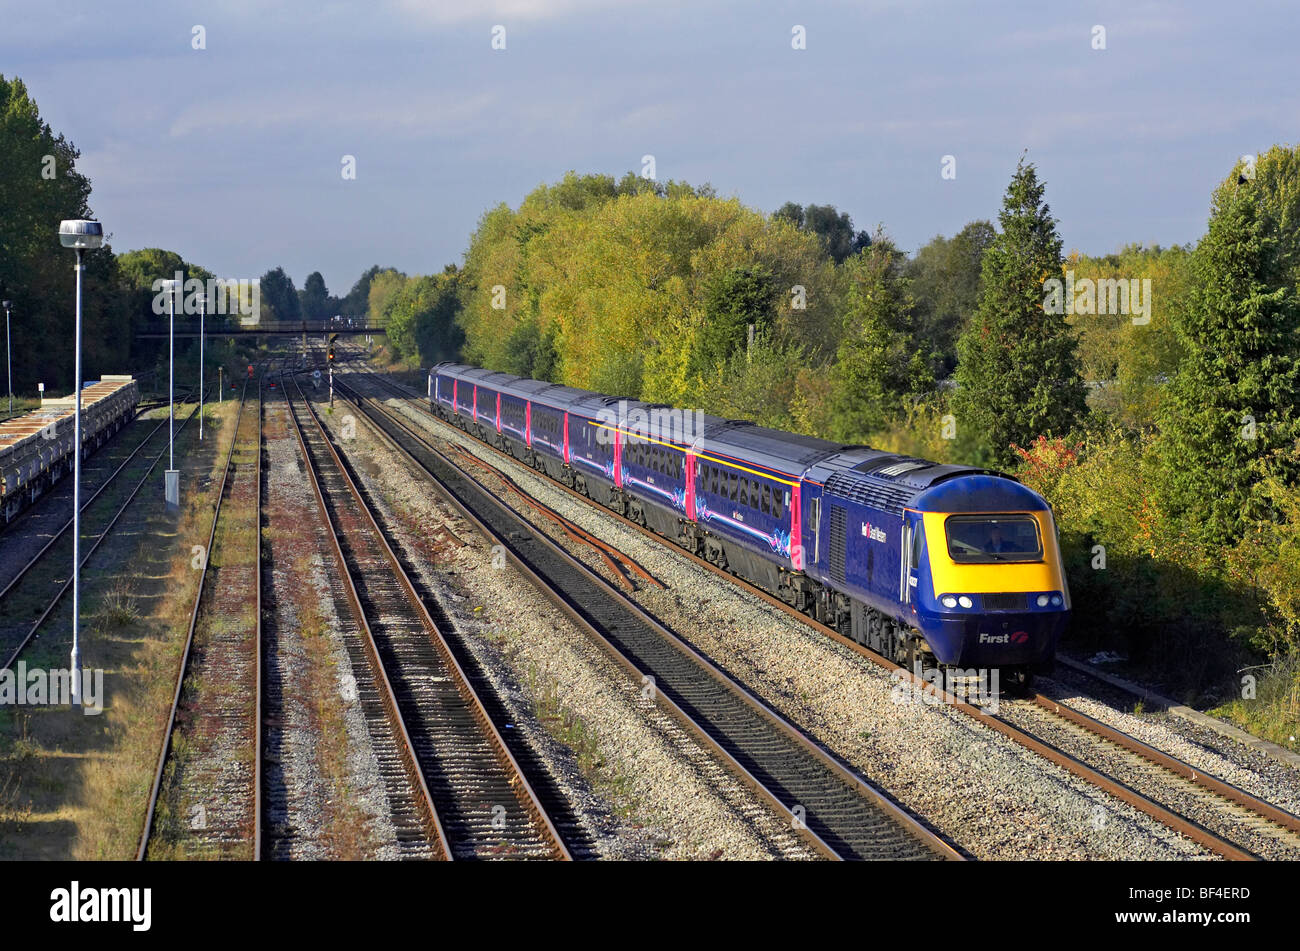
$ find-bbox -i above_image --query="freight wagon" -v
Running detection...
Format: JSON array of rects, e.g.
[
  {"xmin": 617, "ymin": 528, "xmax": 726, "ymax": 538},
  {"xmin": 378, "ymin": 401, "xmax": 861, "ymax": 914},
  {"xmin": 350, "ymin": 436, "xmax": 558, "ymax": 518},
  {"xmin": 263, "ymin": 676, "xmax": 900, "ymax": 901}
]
[{"xmin": 0, "ymin": 376, "xmax": 139, "ymax": 525}]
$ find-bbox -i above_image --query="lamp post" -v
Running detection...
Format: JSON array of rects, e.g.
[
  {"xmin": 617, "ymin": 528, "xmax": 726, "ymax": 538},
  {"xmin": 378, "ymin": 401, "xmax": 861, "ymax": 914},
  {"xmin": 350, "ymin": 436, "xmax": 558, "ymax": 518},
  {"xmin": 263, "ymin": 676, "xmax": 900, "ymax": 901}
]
[
  {"xmin": 58, "ymin": 219, "xmax": 104, "ymax": 708},
  {"xmin": 2, "ymin": 300, "xmax": 11, "ymax": 419},
  {"xmin": 159, "ymin": 278, "xmax": 180, "ymax": 509},
  {"xmin": 198, "ymin": 291, "xmax": 205, "ymax": 441}
]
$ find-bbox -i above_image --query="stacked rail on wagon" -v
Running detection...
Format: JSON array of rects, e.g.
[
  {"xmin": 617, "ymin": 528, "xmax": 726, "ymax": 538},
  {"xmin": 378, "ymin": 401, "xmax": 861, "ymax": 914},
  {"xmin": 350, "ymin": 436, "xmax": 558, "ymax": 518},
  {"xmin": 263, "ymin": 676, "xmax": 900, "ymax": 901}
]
[{"xmin": 0, "ymin": 375, "xmax": 139, "ymax": 524}]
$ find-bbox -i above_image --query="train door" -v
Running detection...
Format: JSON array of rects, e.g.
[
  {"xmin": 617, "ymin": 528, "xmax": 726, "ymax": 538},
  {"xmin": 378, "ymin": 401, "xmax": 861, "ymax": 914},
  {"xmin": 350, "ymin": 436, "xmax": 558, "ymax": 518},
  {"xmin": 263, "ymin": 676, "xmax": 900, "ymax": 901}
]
[
  {"xmin": 684, "ymin": 453, "xmax": 696, "ymax": 520},
  {"xmin": 790, "ymin": 483, "xmax": 802, "ymax": 570},
  {"xmin": 901, "ymin": 510, "xmax": 923, "ymax": 606},
  {"xmin": 809, "ymin": 495, "xmax": 822, "ymax": 566}
]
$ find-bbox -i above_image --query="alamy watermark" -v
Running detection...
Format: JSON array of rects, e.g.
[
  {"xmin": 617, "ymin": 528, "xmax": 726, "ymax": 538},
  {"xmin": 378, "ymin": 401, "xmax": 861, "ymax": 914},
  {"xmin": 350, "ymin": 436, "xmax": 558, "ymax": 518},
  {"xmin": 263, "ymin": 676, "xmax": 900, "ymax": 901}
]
[
  {"xmin": 151, "ymin": 271, "xmax": 260, "ymax": 322},
  {"xmin": 891, "ymin": 663, "xmax": 1000, "ymax": 712},
  {"xmin": 0, "ymin": 662, "xmax": 104, "ymax": 715},
  {"xmin": 1042, "ymin": 270, "xmax": 1151, "ymax": 325},
  {"xmin": 594, "ymin": 400, "xmax": 706, "ymax": 447}
]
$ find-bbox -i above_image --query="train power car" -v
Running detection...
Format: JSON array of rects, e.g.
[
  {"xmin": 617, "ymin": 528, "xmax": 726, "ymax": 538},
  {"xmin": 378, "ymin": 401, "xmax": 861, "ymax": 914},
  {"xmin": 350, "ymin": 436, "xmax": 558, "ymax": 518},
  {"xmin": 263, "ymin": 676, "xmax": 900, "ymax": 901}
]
[
  {"xmin": 0, "ymin": 375, "xmax": 139, "ymax": 526},
  {"xmin": 430, "ymin": 362, "xmax": 1069, "ymax": 686}
]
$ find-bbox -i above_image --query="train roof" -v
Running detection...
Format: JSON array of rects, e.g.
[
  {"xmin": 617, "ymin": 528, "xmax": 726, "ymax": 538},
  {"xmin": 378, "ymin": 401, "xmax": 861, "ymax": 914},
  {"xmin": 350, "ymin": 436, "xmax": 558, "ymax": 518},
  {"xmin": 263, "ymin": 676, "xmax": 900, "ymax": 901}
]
[
  {"xmin": 808, "ymin": 447, "xmax": 1034, "ymax": 515},
  {"xmin": 428, "ymin": 364, "xmax": 1046, "ymax": 511},
  {"xmin": 693, "ymin": 420, "xmax": 844, "ymax": 479}
]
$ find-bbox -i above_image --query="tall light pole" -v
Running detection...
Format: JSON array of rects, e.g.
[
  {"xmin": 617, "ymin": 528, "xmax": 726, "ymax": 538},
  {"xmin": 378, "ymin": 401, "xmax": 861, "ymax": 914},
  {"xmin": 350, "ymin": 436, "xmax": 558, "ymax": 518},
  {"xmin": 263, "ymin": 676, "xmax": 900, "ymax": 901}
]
[
  {"xmin": 160, "ymin": 278, "xmax": 180, "ymax": 509},
  {"xmin": 198, "ymin": 290, "xmax": 205, "ymax": 441},
  {"xmin": 2, "ymin": 300, "xmax": 11, "ymax": 419},
  {"xmin": 59, "ymin": 219, "xmax": 103, "ymax": 708}
]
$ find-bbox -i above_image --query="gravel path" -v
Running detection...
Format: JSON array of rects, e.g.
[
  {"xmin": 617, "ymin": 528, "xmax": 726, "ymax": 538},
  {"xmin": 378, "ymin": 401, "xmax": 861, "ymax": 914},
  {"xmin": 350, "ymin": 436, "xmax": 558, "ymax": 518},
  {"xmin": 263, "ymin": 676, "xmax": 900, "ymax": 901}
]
[{"xmin": 367, "ymin": 379, "xmax": 1216, "ymax": 860}]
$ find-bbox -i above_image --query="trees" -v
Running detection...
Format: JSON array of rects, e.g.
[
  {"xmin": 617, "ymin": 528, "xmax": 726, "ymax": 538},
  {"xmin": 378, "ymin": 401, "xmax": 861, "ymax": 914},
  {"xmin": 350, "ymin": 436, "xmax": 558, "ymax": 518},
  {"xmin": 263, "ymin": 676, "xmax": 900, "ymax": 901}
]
[
  {"xmin": 0, "ymin": 74, "xmax": 130, "ymax": 392},
  {"xmin": 773, "ymin": 202, "xmax": 870, "ymax": 263},
  {"xmin": 1158, "ymin": 161, "xmax": 1300, "ymax": 545},
  {"xmin": 258, "ymin": 267, "xmax": 300, "ymax": 323},
  {"xmin": 339, "ymin": 266, "xmax": 382, "ymax": 316},
  {"xmin": 384, "ymin": 268, "xmax": 465, "ymax": 365},
  {"xmin": 826, "ymin": 237, "xmax": 932, "ymax": 441},
  {"xmin": 906, "ymin": 220, "xmax": 996, "ymax": 377},
  {"xmin": 365, "ymin": 268, "xmax": 406, "ymax": 325},
  {"xmin": 299, "ymin": 271, "xmax": 330, "ymax": 320},
  {"xmin": 694, "ymin": 265, "xmax": 777, "ymax": 372},
  {"xmin": 952, "ymin": 159, "xmax": 1087, "ymax": 467}
]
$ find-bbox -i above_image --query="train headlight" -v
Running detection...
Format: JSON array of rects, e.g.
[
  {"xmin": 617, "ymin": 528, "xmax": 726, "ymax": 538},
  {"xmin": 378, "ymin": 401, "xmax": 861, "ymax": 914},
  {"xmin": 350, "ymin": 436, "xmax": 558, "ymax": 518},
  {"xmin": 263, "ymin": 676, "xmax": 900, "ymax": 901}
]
[
  {"xmin": 958, "ymin": 596, "xmax": 973, "ymax": 609},
  {"xmin": 941, "ymin": 596, "xmax": 958, "ymax": 609},
  {"xmin": 1050, "ymin": 594, "xmax": 1062, "ymax": 606},
  {"xmin": 1036, "ymin": 594, "xmax": 1050, "ymax": 607}
]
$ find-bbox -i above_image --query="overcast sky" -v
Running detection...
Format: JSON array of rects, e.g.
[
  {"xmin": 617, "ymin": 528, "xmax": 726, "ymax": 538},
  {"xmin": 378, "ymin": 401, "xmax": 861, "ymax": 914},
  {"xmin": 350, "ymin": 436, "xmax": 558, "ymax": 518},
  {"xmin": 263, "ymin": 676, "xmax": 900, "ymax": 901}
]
[{"xmin": 3, "ymin": 0, "xmax": 1294, "ymax": 296}]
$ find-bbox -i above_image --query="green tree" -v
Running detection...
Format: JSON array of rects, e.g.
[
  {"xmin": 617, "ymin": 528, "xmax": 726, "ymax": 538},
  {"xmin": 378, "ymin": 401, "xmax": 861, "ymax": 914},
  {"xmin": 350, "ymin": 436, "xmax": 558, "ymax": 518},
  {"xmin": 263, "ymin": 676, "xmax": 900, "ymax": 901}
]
[
  {"xmin": 772, "ymin": 202, "xmax": 869, "ymax": 263},
  {"xmin": 952, "ymin": 159, "xmax": 1086, "ymax": 467},
  {"xmin": 906, "ymin": 220, "xmax": 996, "ymax": 377},
  {"xmin": 1158, "ymin": 165, "xmax": 1300, "ymax": 544},
  {"xmin": 258, "ymin": 267, "xmax": 300, "ymax": 323},
  {"xmin": 693, "ymin": 265, "xmax": 776, "ymax": 373},
  {"xmin": 0, "ymin": 75, "xmax": 129, "ymax": 392},
  {"xmin": 299, "ymin": 271, "xmax": 330, "ymax": 320},
  {"xmin": 366, "ymin": 268, "xmax": 406, "ymax": 326},
  {"xmin": 339, "ymin": 265, "xmax": 381, "ymax": 315},
  {"xmin": 827, "ymin": 237, "xmax": 932, "ymax": 441},
  {"xmin": 384, "ymin": 267, "xmax": 465, "ymax": 364}
]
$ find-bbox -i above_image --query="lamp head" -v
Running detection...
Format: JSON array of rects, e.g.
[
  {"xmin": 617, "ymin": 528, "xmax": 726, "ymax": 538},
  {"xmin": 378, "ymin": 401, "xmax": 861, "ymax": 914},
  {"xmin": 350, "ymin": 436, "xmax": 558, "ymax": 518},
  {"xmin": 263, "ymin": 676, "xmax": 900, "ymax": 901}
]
[{"xmin": 59, "ymin": 219, "xmax": 104, "ymax": 250}]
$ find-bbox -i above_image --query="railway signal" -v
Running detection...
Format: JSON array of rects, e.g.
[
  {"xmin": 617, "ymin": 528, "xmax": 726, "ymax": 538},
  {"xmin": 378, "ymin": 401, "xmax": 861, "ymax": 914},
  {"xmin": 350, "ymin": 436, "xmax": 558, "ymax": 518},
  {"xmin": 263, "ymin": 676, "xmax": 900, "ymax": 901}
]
[{"xmin": 328, "ymin": 333, "xmax": 338, "ymax": 406}]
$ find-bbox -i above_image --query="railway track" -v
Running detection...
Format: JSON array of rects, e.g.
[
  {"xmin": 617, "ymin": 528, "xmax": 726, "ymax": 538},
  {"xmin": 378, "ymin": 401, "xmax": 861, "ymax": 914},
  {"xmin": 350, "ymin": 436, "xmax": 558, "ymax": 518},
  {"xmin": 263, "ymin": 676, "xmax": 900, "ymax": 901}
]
[
  {"xmin": 283, "ymin": 370, "xmax": 570, "ymax": 860},
  {"xmin": 352, "ymin": 363, "xmax": 1300, "ymax": 862},
  {"xmin": 139, "ymin": 377, "xmax": 264, "ymax": 860},
  {"xmin": 0, "ymin": 395, "xmax": 204, "ymax": 672},
  {"xmin": 331, "ymin": 370, "xmax": 961, "ymax": 861}
]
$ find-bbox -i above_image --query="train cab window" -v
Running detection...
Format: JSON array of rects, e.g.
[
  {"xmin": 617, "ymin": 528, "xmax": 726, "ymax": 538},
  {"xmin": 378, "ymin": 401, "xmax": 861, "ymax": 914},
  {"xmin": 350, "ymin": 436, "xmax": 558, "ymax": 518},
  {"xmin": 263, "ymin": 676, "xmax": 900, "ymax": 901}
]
[
  {"xmin": 761, "ymin": 484, "xmax": 771, "ymax": 515},
  {"xmin": 945, "ymin": 515, "xmax": 1042, "ymax": 563}
]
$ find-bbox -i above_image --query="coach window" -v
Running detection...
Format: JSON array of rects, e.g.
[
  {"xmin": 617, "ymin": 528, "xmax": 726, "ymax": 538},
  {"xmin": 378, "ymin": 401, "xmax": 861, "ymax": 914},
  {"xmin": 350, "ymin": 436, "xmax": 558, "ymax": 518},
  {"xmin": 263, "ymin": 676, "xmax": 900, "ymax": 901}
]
[
  {"xmin": 738, "ymin": 478, "xmax": 748, "ymax": 508},
  {"xmin": 761, "ymin": 483, "xmax": 771, "ymax": 516},
  {"xmin": 709, "ymin": 467, "xmax": 718, "ymax": 495},
  {"xmin": 773, "ymin": 489, "xmax": 783, "ymax": 520}
]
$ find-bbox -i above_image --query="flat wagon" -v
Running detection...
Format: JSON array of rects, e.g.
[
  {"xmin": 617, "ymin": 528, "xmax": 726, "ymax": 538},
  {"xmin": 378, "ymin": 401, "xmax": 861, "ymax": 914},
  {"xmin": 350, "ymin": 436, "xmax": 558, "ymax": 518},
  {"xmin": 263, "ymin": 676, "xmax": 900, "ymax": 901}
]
[{"xmin": 0, "ymin": 375, "xmax": 139, "ymax": 525}]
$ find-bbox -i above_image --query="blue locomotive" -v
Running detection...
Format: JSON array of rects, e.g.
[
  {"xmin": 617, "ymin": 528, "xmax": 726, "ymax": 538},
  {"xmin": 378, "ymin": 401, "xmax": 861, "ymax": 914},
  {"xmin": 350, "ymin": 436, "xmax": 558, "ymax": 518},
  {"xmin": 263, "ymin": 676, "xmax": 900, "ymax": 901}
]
[{"xmin": 430, "ymin": 362, "xmax": 1070, "ymax": 685}]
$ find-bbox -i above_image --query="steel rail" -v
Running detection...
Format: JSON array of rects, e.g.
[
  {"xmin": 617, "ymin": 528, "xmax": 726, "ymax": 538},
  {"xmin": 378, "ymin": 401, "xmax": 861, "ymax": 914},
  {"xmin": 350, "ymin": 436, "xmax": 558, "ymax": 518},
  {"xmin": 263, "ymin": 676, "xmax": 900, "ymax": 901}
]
[
  {"xmin": 283, "ymin": 371, "xmax": 454, "ymax": 861},
  {"xmin": 358, "ymin": 366, "xmax": 1297, "ymax": 861},
  {"xmin": 1, "ymin": 396, "xmax": 205, "ymax": 673},
  {"xmin": 0, "ymin": 387, "xmax": 199, "ymax": 601},
  {"xmin": 287, "ymin": 370, "xmax": 570, "ymax": 860},
  {"xmin": 335, "ymin": 372, "xmax": 960, "ymax": 861},
  {"xmin": 138, "ymin": 377, "xmax": 261, "ymax": 860}
]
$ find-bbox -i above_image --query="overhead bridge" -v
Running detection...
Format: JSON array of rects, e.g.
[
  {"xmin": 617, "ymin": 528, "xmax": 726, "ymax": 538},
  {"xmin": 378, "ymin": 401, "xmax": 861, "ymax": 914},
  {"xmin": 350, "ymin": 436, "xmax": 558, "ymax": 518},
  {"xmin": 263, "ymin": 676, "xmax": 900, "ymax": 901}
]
[{"xmin": 135, "ymin": 319, "xmax": 385, "ymax": 339}]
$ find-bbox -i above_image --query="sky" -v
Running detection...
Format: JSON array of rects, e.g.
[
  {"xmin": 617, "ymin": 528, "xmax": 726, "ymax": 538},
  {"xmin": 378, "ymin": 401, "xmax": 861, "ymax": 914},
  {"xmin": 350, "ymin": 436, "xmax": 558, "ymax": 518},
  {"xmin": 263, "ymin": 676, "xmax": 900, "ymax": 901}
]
[{"xmin": 3, "ymin": 0, "xmax": 1296, "ymax": 297}]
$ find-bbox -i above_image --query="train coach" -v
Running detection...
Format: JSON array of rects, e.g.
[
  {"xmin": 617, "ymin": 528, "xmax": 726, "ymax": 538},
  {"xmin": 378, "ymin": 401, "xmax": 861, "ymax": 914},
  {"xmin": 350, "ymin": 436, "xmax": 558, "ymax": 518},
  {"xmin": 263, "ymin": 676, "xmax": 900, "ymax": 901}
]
[
  {"xmin": 430, "ymin": 362, "xmax": 1069, "ymax": 686},
  {"xmin": 0, "ymin": 375, "xmax": 139, "ymax": 526}
]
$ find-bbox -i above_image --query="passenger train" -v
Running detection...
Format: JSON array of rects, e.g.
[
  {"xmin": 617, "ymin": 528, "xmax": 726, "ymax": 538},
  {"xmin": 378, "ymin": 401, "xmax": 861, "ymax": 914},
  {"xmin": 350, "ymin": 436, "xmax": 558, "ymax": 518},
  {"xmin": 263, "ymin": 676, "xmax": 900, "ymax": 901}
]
[{"xmin": 429, "ymin": 362, "xmax": 1070, "ymax": 687}]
